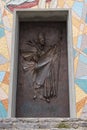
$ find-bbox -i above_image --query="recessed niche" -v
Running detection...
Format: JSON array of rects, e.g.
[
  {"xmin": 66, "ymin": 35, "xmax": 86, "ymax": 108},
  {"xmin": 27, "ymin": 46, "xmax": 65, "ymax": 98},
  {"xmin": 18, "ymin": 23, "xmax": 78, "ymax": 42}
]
[{"xmin": 8, "ymin": 9, "xmax": 76, "ymax": 118}]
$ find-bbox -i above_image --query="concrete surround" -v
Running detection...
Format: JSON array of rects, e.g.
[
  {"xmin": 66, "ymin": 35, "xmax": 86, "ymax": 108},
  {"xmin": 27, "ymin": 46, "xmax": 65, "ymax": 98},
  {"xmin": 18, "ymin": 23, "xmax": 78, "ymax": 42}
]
[{"xmin": 8, "ymin": 9, "xmax": 76, "ymax": 118}]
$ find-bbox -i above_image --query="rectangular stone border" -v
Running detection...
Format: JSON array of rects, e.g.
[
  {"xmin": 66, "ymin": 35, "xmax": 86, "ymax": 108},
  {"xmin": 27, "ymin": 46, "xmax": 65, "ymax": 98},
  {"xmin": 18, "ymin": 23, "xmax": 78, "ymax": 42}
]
[{"xmin": 8, "ymin": 9, "xmax": 76, "ymax": 118}]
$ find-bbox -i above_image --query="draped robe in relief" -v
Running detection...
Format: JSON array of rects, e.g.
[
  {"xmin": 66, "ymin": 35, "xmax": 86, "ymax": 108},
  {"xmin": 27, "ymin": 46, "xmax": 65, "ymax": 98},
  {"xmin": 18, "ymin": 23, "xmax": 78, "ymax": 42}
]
[{"xmin": 21, "ymin": 40, "xmax": 61, "ymax": 102}]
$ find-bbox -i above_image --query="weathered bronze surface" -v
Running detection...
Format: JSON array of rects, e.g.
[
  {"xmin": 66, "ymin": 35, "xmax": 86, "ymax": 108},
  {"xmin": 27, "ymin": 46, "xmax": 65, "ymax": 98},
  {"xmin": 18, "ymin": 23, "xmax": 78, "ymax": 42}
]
[{"xmin": 16, "ymin": 22, "xmax": 69, "ymax": 117}]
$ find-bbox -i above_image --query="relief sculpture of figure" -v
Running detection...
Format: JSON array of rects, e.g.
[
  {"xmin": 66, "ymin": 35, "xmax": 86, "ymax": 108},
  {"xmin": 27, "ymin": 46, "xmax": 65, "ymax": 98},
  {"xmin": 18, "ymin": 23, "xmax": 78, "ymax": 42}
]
[{"xmin": 21, "ymin": 32, "xmax": 62, "ymax": 103}]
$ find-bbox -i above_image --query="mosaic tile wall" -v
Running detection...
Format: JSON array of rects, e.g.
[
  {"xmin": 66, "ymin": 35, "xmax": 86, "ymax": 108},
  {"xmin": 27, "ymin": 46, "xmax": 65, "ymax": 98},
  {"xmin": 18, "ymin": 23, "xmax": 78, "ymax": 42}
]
[{"xmin": 0, "ymin": 0, "xmax": 87, "ymax": 118}]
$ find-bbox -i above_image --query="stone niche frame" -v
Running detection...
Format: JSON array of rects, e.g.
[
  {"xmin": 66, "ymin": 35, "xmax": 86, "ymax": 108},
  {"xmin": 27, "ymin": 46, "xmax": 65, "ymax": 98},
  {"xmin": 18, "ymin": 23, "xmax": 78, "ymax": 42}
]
[{"xmin": 8, "ymin": 9, "xmax": 76, "ymax": 118}]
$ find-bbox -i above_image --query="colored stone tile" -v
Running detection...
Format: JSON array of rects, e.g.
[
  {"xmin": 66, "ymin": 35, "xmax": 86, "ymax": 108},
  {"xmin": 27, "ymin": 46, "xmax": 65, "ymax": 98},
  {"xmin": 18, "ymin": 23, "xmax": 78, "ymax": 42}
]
[
  {"xmin": 79, "ymin": 53, "xmax": 87, "ymax": 64},
  {"xmin": 5, "ymin": 10, "xmax": 13, "ymax": 28},
  {"xmin": 81, "ymin": 2, "xmax": 87, "ymax": 22},
  {"xmin": 79, "ymin": 76, "xmax": 87, "ymax": 79},
  {"xmin": 72, "ymin": 11, "xmax": 81, "ymax": 20},
  {"xmin": 72, "ymin": 16, "xmax": 81, "ymax": 29},
  {"xmin": 77, "ymin": 107, "xmax": 83, "ymax": 118},
  {"xmin": 0, "ymin": 62, "xmax": 10, "ymax": 71},
  {"xmin": 85, "ymin": 0, "xmax": 87, "ymax": 2},
  {"xmin": 81, "ymin": 103, "xmax": 87, "ymax": 118},
  {"xmin": 72, "ymin": 25, "xmax": 79, "ymax": 37},
  {"xmin": 3, "ymin": 72, "xmax": 10, "ymax": 85},
  {"xmin": 0, "ymin": 21, "xmax": 5, "ymax": 38},
  {"xmin": 1, "ymin": 9, "xmax": 12, "ymax": 32},
  {"xmin": 75, "ymin": 78, "xmax": 87, "ymax": 93},
  {"xmin": 65, "ymin": 0, "xmax": 74, "ymax": 7},
  {"xmin": 4, "ymin": 30, "xmax": 11, "ymax": 56},
  {"xmin": 2, "ymin": 9, "xmax": 12, "ymax": 55},
  {"xmin": 2, "ymin": 99, "xmax": 8, "ymax": 111},
  {"xmin": 73, "ymin": 36, "xmax": 78, "ymax": 47},
  {"xmin": 0, "ymin": 72, "xmax": 5, "ymax": 82},
  {"xmin": 0, "ymin": 102, "xmax": 7, "ymax": 118},
  {"xmin": 73, "ymin": 48, "xmax": 78, "ymax": 58},
  {"xmin": 74, "ymin": 55, "xmax": 79, "ymax": 76},
  {"xmin": 78, "ymin": 0, "xmax": 84, "ymax": 1},
  {"xmin": 80, "ymin": 29, "xmax": 84, "ymax": 35},
  {"xmin": 0, "ymin": 27, "xmax": 5, "ymax": 38},
  {"xmin": 0, "ymin": 54, "xmax": 8, "ymax": 65},
  {"xmin": 82, "ymin": 48, "xmax": 87, "ymax": 54},
  {"xmin": 1, "ymin": 83, "xmax": 9, "ymax": 95},
  {"xmin": 0, "ymin": 24, "xmax": 11, "ymax": 32},
  {"xmin": 2, "ymin": 10, "xmax": 7, "ymax": 17},
  {"xmin": 75, "ymin": 84, "xmax": 87, "ymax": 102},
  {"xmin": 0, "ymin": 87, "xmax": 8, "ymax": 100},
  {"xmin": 85, "ymin": 14, "xmax": 87, "ymax": 23},
  {"xmin": 83, "ymin": 25, "xmax": 87, "ymax": 34},
  {"xmin": 64, "ymin": 4, "xmax": 69, "ymax": 8},
  {"xmin": 0, "ymin": 37, "xmax": 9, "ymax": 59},
  {"xmin": 76, "ymin": 96, "xmax": 87, "ymax": 113},
  {"xmin": 77, "ymin": 35, "xmax": 82, "ymax": 49},
  {"xmin": 76, "ymin": 60, "xmax": 87, "ymax": 78},
  {"xmin": 72, "ymin": 1, "xmax": 83, "ymax": 17},
  {"xmin": 80, "ymin": 35, "xmax": 87, "ymax": 50},
  {"xmin": 80, "ymin": 23, "xmax": 84, "ymax": 31},
  {"xmin": 79, "ymin": 30, "xmax": 83, "ymax": 35},
  {"xmin": 58, "ymin": 0, "xmax": 65, "ymax": 7}
]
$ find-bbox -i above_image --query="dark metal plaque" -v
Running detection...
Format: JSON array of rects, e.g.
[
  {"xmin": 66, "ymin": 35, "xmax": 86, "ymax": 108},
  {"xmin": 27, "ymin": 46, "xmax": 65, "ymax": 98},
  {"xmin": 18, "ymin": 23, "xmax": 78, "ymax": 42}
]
[{"xmin": 16, "ymin": 22, "xmax": 70, "ymax": 117}]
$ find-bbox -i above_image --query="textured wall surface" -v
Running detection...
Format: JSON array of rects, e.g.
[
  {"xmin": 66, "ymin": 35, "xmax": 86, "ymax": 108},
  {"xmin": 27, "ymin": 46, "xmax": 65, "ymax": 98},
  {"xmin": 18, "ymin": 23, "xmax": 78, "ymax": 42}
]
[
  {"xmin": 0, "ymin": 0, "xmax": 87, "ymax": 118},
  {"xmin": 0, "ymin": 118, "xmax": 87, "ymax": 129}
]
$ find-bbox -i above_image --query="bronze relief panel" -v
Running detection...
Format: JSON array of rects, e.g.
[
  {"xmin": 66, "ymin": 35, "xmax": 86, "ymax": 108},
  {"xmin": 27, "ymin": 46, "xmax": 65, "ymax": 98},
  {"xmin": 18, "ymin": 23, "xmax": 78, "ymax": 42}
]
[{"xmin": 16, "ymin": 22, "xmax": 69, "ymax": 117}]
